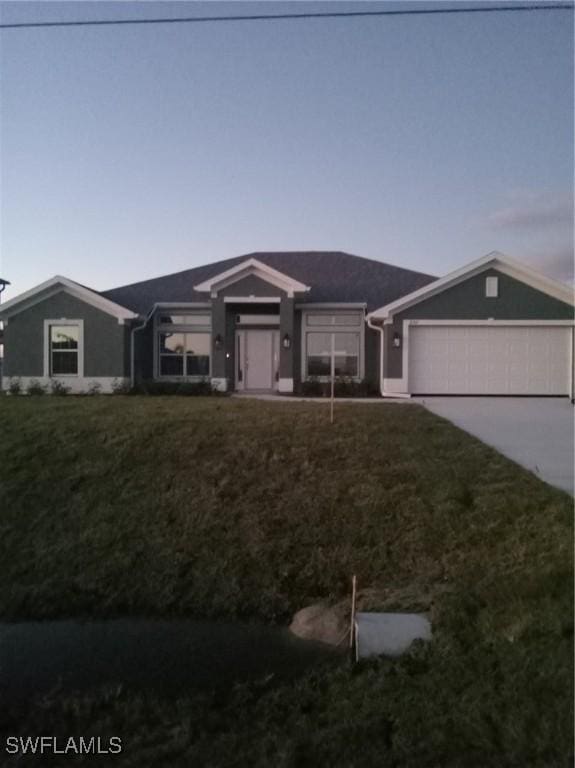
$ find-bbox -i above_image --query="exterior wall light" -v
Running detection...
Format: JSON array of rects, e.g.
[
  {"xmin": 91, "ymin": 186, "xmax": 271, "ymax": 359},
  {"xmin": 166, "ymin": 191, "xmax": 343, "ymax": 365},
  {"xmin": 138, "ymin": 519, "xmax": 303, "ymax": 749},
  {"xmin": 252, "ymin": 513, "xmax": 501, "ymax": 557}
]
[
  {"xmin": 392, "ymin": 332, "xmax": 401, "ymax": 348},
  {"xmin": 282, "ymin": 333, "xmax": 291, "ymax": 350},
  {"xmin": 214, "ymin": 334, "xmax": 223, "ymax": 350}
]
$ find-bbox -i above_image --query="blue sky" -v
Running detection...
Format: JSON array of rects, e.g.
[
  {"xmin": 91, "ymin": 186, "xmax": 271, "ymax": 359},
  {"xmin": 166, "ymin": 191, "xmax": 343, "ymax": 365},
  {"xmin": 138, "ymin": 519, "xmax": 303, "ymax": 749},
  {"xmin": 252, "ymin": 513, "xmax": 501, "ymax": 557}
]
[{"xmin": 0, "ymin": 1, "xmax": 573, "ymax": 301}]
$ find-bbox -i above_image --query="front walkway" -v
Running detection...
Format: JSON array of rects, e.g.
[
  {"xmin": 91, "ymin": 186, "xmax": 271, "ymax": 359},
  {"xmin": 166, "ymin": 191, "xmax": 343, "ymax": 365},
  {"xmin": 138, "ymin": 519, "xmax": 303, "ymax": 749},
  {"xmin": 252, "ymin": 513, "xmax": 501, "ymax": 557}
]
[{"xmin": 417, "ymin": 397, "xmax": 574, "ymax": 496}]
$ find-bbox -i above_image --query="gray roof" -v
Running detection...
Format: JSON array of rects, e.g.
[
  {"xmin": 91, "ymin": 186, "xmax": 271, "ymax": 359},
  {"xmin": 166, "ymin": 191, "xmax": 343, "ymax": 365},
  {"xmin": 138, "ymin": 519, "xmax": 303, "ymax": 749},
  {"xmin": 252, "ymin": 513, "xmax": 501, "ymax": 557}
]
[{"xmin": 101, "ymin": 251, "xmax": 437, "ymax": 315}]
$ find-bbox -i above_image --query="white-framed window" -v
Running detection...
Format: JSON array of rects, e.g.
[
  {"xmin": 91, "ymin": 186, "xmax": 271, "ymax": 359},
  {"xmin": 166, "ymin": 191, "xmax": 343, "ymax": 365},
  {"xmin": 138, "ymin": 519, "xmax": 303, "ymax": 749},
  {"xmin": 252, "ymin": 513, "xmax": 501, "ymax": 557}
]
[
  {"xmin": 307, "ymin": 332, "xmax": 360, "ymax": 376},
  {"xmin": 158, "ymin": 332, "xmax": 210, "ymax": 377},
  {"xmin": 301, "ymin": 311, "xmax": 364, "ymax": 379},
  {"xmin": 154, "ymin": 310, "xmax": 212, "ymax": 379},
  {"xmin": 158, "ymin": 313, "xmax": 211, "ymax": 326},
  {"xmin": 485, "ymin": 276, "xmax": 499, "ymax": 298},
  {"xmin": 306, "ymin": 312, "xmax": 363, "ymax": 326},
  {"xmin": 43, "ymin": 319, "xmax": 84, "ymax": 377}
]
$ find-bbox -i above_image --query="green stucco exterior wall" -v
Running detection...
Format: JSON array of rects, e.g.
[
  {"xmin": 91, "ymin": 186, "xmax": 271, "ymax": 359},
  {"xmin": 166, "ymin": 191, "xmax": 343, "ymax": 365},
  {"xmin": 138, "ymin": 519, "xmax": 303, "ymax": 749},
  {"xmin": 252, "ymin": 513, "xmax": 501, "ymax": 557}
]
[{"xmin": 3, "ymin": 290, "xmax": 130, "ymax": 379}]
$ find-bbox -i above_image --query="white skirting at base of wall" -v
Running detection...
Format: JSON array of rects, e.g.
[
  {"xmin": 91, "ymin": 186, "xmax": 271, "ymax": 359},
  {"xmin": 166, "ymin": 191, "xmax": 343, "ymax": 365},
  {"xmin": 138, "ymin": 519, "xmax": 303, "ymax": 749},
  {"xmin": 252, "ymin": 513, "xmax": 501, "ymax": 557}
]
[
  {"xmin": 1, "ymin": 376, "xmax": 129, "ymax": 394},
  {"xmin": 278, "ymin": 377, "xmax": 294, "ymax": 393},
  {"xmin": 210, "ymin": 377, "xmax": 228, "ymax": 392},
  {"xmin": 383, "ymin": 378, "xmax": 409, "ymax": 395}
]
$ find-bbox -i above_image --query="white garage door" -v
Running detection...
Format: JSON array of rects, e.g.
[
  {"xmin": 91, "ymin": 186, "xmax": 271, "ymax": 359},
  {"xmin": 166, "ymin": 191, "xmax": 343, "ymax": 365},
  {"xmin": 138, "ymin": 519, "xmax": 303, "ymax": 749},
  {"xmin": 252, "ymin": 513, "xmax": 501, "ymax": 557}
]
[{"xmin": 409, "ymin": 325, "xmax": 572, "ymax": 395}]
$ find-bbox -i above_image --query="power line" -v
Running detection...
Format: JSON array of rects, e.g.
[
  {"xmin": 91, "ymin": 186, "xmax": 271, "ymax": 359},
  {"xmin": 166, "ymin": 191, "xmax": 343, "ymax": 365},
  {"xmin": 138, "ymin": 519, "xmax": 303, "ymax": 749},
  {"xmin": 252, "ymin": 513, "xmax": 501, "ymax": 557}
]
[{"xmin": 0, "ymin": 4, "xmax": 572, "ymax": 30}]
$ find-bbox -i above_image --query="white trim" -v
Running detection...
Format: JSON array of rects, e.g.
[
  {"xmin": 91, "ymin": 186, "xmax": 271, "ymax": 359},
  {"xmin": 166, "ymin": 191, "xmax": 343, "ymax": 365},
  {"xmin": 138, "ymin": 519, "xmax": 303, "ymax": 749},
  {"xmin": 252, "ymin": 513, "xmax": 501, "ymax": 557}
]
[
  {"xmin": 2, "ymin": 376, "xmax": 128, "ymax": 394},
  {"xmin": 278, "ymin": 377, "xmax": 293, "ymax": 393},
  {"xmin": 495, "ymin": 260, "xmax": 574, "ymax": 305},
  {"xmin": 366, "ymin": 314, "xmax": 385, "ymax": 396},
  {"xmin": 368, "ymin": 252, "xmax": 575, "ymax": 320},
  {"xmin": 1, "ymin": 287, "xmax": 69, "ymax": 318},
  {"xmin": 407, "ymin": 319, "xmax": 574, "ymax": 327},
  {"xmin": 295, "ymin": 302, "xmax": 367, "ymax": 310},
  {"xmin": 194, "ymin": 258, "xmax": 310, "ymax": 298},
  {"xmin": 43, "ymin": 319, "xmax": 84, "ymax": 378},
  {"xmin": 153, "ymin": 309, "xmax": 212, "ymax": 380},
  {"xmin": 365, "ymin": 319, "xmax": 412, "ymax": 398},
  {"xmin": 155, "ymin": 302, "xmax": 211, "ymax": 309},
  {"xmin": 236, "ymin": 314, "xmax": 280, "ymax": 326},
  {"xmin": 382, "ymin": 378, "xmax": 410, "ymax": 394},
  {"xmin": 235, "ymin": 330, "xmax": 245, "ymax": 391},
  {"xmin": 300, "ymin": 309, "xmax": 365, "ymax": 381},
  {"xmin": 402, "ymin": 320, "xmax": 410, "ymax": 392},
  {"xmin": 223, "ymin": 296, "xmax": 281, "ymax": 304},
  {"xmin": 154, "ymin": 328, "xmax": 212, "ymax": 380},
  {"xmin": 132, "ymin": 303, "xmax": 212, "ymax": 384},
  {"xmin": 211, "ymin": 377, "xmax": 228, "ymax": 392},
  {"xmin": 0, "ymin": 276, "xmax": 138, "ymax": 321}
]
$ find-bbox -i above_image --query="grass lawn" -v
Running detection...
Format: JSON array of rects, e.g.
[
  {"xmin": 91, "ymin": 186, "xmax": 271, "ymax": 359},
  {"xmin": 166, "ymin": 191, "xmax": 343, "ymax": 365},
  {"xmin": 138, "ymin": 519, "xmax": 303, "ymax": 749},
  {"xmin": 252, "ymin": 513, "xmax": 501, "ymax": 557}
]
[{"xmin": 0, "ymin": 396, "xmax": 572, "ymax": 766}]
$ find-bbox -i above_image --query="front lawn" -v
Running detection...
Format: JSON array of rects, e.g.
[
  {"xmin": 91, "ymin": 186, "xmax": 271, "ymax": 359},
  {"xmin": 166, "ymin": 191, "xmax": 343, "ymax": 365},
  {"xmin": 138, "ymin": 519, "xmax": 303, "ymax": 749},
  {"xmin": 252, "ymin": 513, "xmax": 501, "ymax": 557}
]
[{"xmin": 0, "ymin": 396, "xmax": 572, "ymax": 765}]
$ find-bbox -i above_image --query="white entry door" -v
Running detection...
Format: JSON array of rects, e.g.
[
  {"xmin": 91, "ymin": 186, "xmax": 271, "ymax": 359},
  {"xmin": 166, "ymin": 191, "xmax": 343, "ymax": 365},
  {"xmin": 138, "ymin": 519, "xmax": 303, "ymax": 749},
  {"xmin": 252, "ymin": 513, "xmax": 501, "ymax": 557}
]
[
  {"xmin": 236, "ymin": 330, "xmax": 279, "ymax": 391},
  {"xmin": 409, "ymin": 324, "xmax": 572, "ymax": 395}
]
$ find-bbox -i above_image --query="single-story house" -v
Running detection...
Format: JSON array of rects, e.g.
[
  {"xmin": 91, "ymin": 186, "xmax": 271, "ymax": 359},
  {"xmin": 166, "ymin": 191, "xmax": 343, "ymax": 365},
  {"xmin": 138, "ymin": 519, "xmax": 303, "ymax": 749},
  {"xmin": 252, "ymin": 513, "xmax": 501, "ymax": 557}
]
[{"xmin": 0, "ymin": 250, "xmax": 573, "ymax": 397}]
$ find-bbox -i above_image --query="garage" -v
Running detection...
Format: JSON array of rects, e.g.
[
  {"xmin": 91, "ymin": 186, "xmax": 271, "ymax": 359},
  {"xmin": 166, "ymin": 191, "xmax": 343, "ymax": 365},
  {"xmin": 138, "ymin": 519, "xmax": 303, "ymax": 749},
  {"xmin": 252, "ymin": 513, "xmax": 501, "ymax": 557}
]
[{"xmin": 408, "ymin": 323, "xmax": 572, "ymax": 395}]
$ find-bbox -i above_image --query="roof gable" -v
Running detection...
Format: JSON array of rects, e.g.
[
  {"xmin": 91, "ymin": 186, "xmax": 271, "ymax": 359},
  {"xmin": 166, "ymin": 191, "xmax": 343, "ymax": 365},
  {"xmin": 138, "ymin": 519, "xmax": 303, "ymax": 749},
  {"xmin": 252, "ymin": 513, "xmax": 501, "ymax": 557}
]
[
  {"xmin": 193, "ymin": 257, "xmax": 310, "ymax": 297},
  {"xmin": 0, "ymin": 275, "xmax": 138, "ymax": 322},
  {"xmin": 368, "ymin": 252, "xmax": 575, "ymax": 320}
]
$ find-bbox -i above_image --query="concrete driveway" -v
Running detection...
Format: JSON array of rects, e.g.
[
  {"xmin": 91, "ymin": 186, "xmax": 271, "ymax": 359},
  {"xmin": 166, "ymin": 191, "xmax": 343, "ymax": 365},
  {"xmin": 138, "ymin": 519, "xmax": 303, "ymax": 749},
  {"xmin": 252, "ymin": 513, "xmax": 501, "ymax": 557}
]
[{"xmin": 417, "ymin": 397, "xmax": 574, "ymax": 496}]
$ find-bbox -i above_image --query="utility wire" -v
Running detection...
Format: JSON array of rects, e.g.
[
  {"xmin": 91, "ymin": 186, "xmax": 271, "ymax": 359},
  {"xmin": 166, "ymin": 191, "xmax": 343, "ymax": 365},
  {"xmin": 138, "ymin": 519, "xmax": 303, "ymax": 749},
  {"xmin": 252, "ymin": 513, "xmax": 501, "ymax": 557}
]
[{"xmin": 0, "ymin": 4, "xmax": 573, "ymax": 30}]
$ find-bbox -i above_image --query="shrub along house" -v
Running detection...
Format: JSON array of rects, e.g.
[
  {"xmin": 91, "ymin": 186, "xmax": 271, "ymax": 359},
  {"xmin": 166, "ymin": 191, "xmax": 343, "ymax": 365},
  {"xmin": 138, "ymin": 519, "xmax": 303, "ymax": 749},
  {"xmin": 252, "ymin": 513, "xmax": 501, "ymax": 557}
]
[{"xmin": 0, "ymin": 250, "xmax": 573, "ymax": 397}]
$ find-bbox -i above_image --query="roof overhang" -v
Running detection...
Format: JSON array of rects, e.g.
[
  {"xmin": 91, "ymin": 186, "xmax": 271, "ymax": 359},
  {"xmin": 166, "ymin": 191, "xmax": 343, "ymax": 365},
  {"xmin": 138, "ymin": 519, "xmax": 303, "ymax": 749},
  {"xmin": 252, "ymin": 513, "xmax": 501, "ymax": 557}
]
[
  {"xmin": 0, "ymin": 275, "xmax": 139, "ymax": 323},
  {"xmin": 367, "ymin": 251, "xmax": 575, "ymax": 322},
  {"xmin": 154, "ymin": 302, "xmax": 212, "ymax": 309},
  {"xmin": 193, "ymin": 258, "xmax": 310, "ymax": 298},
  {"xmin": 295, "ymin": 302, "xmax": 367, "ymax": 310}
]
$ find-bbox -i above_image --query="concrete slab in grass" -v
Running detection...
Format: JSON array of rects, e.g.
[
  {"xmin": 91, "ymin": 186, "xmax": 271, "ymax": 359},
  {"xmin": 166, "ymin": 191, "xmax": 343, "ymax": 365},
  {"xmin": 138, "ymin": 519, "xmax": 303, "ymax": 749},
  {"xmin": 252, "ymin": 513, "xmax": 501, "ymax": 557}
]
[{"xmin": 355, "ymin": 612, "xmax": 432, "ymax": 660}]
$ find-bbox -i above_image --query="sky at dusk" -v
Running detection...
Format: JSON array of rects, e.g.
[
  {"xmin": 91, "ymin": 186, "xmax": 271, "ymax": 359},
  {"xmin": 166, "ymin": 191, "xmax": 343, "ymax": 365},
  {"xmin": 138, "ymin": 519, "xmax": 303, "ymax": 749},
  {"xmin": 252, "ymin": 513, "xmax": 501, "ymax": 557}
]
[{"xmin": 0, "ymin": 1, "xmax": 573, "ymax": 302}]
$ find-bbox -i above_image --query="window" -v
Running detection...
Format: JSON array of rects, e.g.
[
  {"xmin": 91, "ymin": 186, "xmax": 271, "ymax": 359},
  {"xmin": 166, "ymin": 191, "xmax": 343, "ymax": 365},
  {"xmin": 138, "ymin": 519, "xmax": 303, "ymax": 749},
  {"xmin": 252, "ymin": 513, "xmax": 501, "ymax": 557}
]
[
  {"xmin": 307, "ymin": 332, "xmax": 331, "ymax": 376},
  {"xmin": 302, "ymin": 311, "xmax": 363, "ymax": 379},
  {"xmin": 50, "ymin": 324, "xmax": 79, "ymax": 375},
  {"xmin": 306, "ymin": 313, "xmax": 362, "ymax": 326},
  {"xmin": 158, "ymin": 314, "xmax": 211, "ymax": 326},
  {"xmin": 307, "ymin": 332, "xmax": 359, "ymax": 377},
  {"xmin": 158, "ymin": 332, "xmax": 210, "ymax": 377},
  {"xmin": 485, "ymin": 276, "xmax": 499, "ymax": 298}
]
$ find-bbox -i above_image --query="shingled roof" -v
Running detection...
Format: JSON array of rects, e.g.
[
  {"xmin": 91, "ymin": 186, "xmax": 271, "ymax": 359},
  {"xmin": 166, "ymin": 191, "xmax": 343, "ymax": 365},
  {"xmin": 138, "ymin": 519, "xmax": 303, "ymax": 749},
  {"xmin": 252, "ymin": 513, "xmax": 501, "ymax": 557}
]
[{"xmin": 101, "ymin": 251, "xmax": 436, "ymax": 315}]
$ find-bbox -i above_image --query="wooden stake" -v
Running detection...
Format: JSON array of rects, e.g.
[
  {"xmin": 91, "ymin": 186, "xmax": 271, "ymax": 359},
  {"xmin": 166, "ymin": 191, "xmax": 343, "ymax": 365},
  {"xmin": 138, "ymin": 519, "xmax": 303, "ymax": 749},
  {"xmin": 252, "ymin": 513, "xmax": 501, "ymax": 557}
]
[
  {"xmin": 349, "ymin": 574, "xmax": 357, "ymax": 650},
  {"xmin": 330, "ymin": 371, "xmax": 335, "ymax": 424},
  {"xmin": 330, "ymin": 333, "xmax": 335, "ymax": 424}
]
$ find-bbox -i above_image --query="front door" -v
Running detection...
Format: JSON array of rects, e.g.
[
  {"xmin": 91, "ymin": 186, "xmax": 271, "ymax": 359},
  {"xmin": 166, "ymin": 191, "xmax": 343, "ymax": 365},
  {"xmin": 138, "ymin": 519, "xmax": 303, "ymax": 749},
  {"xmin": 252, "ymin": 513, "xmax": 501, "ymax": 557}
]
[{"xmin": 236, "ymin": 330, "xmax": 279, "ymax": 391}]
